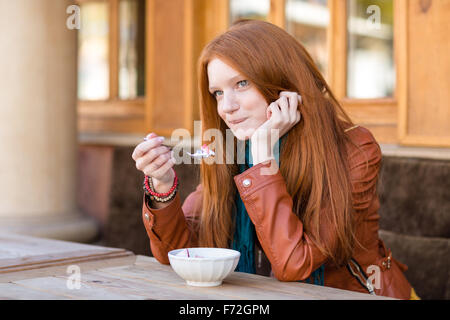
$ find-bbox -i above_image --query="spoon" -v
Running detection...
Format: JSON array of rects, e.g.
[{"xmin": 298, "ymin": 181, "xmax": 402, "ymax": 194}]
[{"xmin": 143, "ymin": 137, "xmax": 214, "ymax": 158}]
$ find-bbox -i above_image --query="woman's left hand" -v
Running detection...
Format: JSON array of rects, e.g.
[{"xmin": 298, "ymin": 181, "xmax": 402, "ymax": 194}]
[{"xmin": 250, "ymin": 91, "xmax": 302, "ymax": 165}]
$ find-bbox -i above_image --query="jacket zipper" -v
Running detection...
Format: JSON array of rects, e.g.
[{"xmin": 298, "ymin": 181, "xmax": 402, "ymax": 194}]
[{"xmin": 347, "ymin": 258, "xmax": 376, "ymax": 295}]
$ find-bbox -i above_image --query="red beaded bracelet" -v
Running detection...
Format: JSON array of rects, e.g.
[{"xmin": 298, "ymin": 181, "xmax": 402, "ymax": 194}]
[{"xmin": 144, "ymin": 169, "xmax": 178, "ymax": 197}]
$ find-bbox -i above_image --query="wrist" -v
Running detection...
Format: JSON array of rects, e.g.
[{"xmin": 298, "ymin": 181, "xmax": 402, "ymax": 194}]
[
  {"xmin": 252, "ymin": 155, "xmax": 275, "ymax": 166},
  {"xmin": 152, "ymin": 170, "xmax": 175, "ymax": 193},
  {"xmin": 152, "ymin": 180, "xmax": 172, "ymax": 194},
  {"xmin": 143, "ymin": 169, "xmax": 178, "ymax": 203},
  {"xmin": 250, "ymin": 138, "xmax": 275, "ymax": 165}
]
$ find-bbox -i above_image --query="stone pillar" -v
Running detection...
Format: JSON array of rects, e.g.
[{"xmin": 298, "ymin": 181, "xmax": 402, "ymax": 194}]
[{"xmin": 0, "ymin": 0, "xmax": 98, "ymax": 242}]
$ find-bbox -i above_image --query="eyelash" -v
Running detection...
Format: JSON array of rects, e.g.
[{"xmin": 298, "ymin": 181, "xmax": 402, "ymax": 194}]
[{"xmin": 212, "ymin": 80, "xmax": 248, "ymax": 97}]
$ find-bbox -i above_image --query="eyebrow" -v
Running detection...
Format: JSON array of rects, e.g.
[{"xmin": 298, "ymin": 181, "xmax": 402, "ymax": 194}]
[{"xmin": 208, "ymin": 75, "xmax": 243, "ymax": 92}]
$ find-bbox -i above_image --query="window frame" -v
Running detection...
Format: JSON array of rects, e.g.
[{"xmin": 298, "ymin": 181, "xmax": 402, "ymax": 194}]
[
  {"xmin": 76, "ymin": 0, "xmax": 147, "ymax": 134},
  {"xmin": 329, "ymin": 0, "xmax": 397, "ymax": 142},
  {"xmin": 76, "ymin": 0, "xmax": 436, "ymax": 146},
  {"xmin": 264, "ymin": 0, "xmax": 398, "ymax": 143}
]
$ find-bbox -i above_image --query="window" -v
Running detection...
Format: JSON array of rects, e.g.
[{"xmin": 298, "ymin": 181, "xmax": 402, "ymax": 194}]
[
  {"xmin": 78, "ymin": 1, "xmax": 109, "ymax": 100},
  {"xmin": 285, "ymin": 0, "xmax": 329, "ymax": 79},
  {"xmin": 347, "ymin": 0, "xmax": 394, "ymax": 99},
  {"xmin": 77, "ymin": 0, "xmax": 146, "ymax": 102},
  {"xmin": 119, "ymin": 0, "xmax": 146, "ymax": 100},
  {"xmin": 75, "ymin": 0, "xmax": 406, "ymax": 144},
  {"xmin": 229, "ymin": 0, "xmax": 270, "ymax": 24},
  {"xmin": 77, "ymin": 0, "xmax": 148, "ymax": 135}
]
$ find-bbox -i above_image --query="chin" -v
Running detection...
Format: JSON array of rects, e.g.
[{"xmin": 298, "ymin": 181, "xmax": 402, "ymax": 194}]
[{"xmin": 232, "ymin": 128, "xmax": 255, "ymax": 141}]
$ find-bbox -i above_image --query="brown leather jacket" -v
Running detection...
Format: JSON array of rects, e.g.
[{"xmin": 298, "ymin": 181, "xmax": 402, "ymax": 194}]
[{"xmin": 141, "ymin": 126, "xmax": 412, "ymax": 299}]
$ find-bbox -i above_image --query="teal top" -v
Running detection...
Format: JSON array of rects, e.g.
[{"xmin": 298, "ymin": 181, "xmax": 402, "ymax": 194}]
[{"xmin": 231, "ymin": 136, "xmax": 324, "ymax": 285}]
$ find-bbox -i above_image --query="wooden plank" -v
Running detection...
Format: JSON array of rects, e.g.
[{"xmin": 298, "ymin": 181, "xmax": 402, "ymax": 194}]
[
  {"xmin": 341, "ymin": 100, "xmax": 398, "ymax": 144},
  {"xmin": 0, "ymin": 283, "xmax": 65, "ymax": 300},
  {"xmin": 406, "ymin": 0, "xmax": 450, "ymax": 140},
  {"xmin": 0, "ymin": 233, "xmax": 134, "ymax": 274},
  {"xmin": 204, "ymin": 0, "xmax": 229, "ymax": 41},
  {"xmin": 78, "ymin": 99, "xmax": 145, "ymax": 118},
  {"xmin": 151, "ymin": 0, "xmax": 186, "ymax": 134},
  {"xmin": 1, "ymin": 252, "xmax": 392, "ymax": 299},
  {"xmin": 78, "ymin": 116, "xmax": 147, "ymax": 134},
  {"xmin": 145, "ymin": 0, "xmax": 155, "ymax": 134},
  {"xmin": 98, "ymin": 263, "xmax": 307, "ymax": 300},
  {"xmin": 0, "ymin": 233, "xmax": 120, "ymax": 260},
  {"xmin": 109, "ymin": 0, "xmax": 119, "ymax": 99},
  {"xmin": 56, "ymin": 270, "xmax": 229, "ymax": 300},
  {"xmin": 395, "ymin": 0, "xmax": 408, "ymax": 143},
  {"xmin": 183, "ymin": 0, "xmax": 194, "ymax": 133},
  {"xmin": 13, "ymin": 276, "xmax": 143, "ymax": 300},
  {"xmin": 77, "ymin": 99, "xmax": 147, "ymax": 133},
  {"xmin": 362, "ymin": 124, "xmax": 398, "ymax": 145},
  {"xmin": 269, "ymin": 0, "xmax": 286, "ymax": 28},
  {"xmin": 0, "ymin": 250, "xmax": 133, "ymax": 274},
  {"xmin": 0, "ymin": 233, "xmax": 392, "ymax": 300},
  {"xmin": 0, "ymin": 254, "xmax": 136, "ymax": 283},
  {"xmin": 398, "ymin": 135, "xmax": 450, "ymax": 148},
  {"xmin": 192, "ymin": 0, "xmax": 208, "ymax": 127},
  {"xmin": 225, "ymin": 271, "xmax": 382, "ymax": 300},
  {"xmin": 328, "ymin": 0, "xmax": 347, "ymax": 100},
  {"xmin": 397, "ymin": 0, "xmax": 450, "ymax": 147},
  {"xmin": 326, "ymin": 0, "xmax": 335, "ymax": 87},
  {"xmin": 342, "ymin": 100, "xmax": 397, "ymax": 125},
  {"xmin": 129, "ymin": 256, "xmax": 388, "ymax": 300}
]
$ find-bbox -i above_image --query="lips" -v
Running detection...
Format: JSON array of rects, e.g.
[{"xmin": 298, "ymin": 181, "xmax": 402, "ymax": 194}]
[{"xmin": 229, "ymin": 118, "xmax": 247, "ymax": 125}]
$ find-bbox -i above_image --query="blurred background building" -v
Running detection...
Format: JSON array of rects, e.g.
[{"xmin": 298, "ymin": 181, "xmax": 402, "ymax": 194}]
[{"xmin": 0, "ymin": 0, "xmax": 448, "ymax": 299}]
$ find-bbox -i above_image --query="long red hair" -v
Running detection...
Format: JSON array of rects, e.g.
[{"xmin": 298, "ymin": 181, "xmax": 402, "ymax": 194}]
[{"xmin": 196, "ymin": 20, "xmax": 358, "ymax": 266}]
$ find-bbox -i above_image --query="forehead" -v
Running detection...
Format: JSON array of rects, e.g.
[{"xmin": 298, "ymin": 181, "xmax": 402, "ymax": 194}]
[{"xmin": 207, "ymin": 58, "xmax": 242, "ymax": 87}]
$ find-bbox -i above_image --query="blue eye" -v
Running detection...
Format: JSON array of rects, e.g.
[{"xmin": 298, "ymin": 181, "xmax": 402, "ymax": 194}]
[
  {"xmin": 212, "ymin": 90, "xmax": 223, "ymax": 97},
  {"xmin": 237, "ymin": 80, "xmax": 248, "ymax": 87},
  {"xmin": 211, "ymin": 80, "xmax": 248, "ymax": 98}
]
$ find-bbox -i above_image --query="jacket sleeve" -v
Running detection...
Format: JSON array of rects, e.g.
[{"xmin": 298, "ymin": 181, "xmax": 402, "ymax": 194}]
[
  {"xmin": 234, "ymin": 136, "xmax": 382, "ymax": 281},
  {"xmin": 141, "ymin": 184, "xmax": 203, "ymax": 264},
  {"xmin": 347, "ymin": 133, "xmax": 382, "ymax": 214}
]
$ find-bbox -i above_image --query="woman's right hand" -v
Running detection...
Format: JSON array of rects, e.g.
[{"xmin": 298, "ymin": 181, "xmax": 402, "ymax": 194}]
[{"xmin": 132, "ymin": 133, "xmax": 176, "ymax": 190}]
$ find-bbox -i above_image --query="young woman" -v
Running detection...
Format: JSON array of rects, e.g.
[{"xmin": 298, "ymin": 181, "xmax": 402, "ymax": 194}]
[{"xmin": 132, "ymin": 20, "xmax": 415, "ymax": 299}]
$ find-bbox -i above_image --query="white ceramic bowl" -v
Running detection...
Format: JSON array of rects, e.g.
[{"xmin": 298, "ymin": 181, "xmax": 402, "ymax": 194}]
[{"xmin": 168, "ymin": 248, "xmax": 240, "ymax": 287}]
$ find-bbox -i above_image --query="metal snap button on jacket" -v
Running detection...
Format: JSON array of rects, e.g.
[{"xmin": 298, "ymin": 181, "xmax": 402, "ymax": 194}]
[
  {"xmin": 144, "ymin": 213, "xmax": 150, "ymax": 220},
  {"xmin": 243, "ymin": 178, "xmax": 251, "ymax": 187}
]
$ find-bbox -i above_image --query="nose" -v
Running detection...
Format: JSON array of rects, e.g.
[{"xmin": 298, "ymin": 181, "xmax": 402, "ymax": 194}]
[{"xmin": 222, "ymin": 91, "xmax": 239, "ymax": 114}]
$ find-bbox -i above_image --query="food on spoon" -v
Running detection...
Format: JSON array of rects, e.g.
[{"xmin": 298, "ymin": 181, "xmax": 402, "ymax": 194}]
[{"xmin": 187, "ymin": 144, "xmax": 215, "ymax": 158}]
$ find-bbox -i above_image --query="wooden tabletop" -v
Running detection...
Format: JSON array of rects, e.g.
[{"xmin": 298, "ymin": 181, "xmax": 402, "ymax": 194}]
[{"xmin": 0, "ymin": 233, "xmax": 391, "ymax": 300}]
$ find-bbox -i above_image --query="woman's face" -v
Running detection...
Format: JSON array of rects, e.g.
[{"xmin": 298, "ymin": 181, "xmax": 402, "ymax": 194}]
[{"xmin": 207, "ymin": 58, "xmax": 268, "ymax": 141}]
